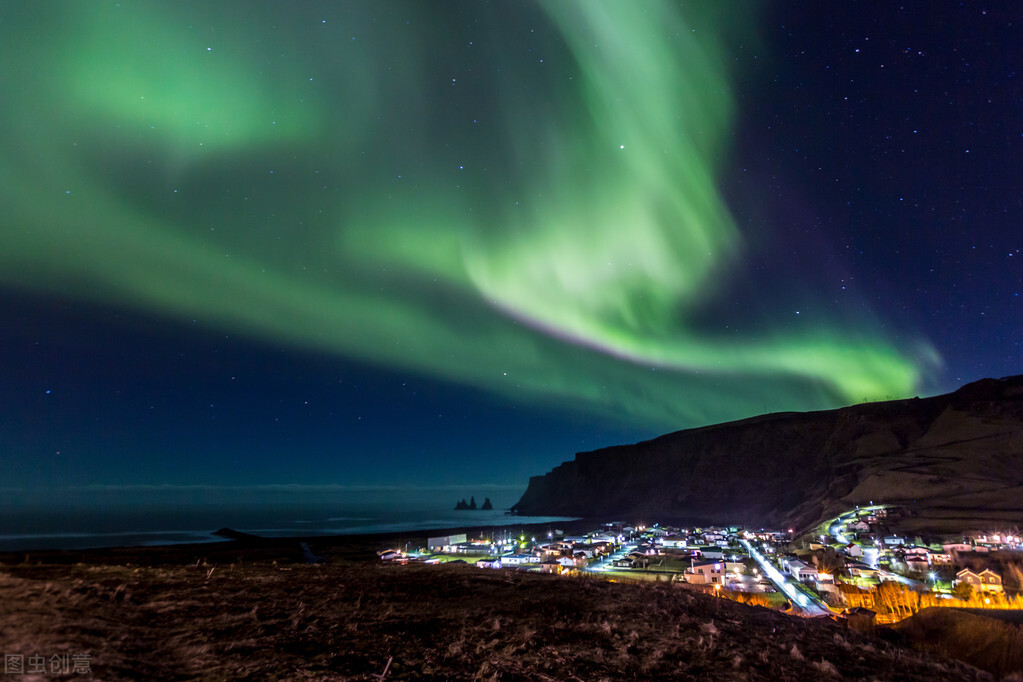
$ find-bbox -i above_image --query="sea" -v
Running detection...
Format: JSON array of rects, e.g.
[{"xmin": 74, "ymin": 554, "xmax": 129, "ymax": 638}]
[{"xmin": 0, "ymin": 485, "xmax": 577, "ymax": 552}]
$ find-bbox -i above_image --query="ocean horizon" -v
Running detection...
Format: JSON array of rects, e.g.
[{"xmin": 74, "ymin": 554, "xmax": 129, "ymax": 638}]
[{"xmin": 0, "ymin": 484, "xmax": 578, "ymax": 552}]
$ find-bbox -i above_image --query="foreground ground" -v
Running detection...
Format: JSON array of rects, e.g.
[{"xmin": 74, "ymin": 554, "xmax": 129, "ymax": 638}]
[{"xmin": 0, "ymin": 539, "xmax": 997, "ymax": 681}]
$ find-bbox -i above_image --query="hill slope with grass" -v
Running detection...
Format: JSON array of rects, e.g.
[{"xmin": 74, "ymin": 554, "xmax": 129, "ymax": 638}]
[{"xmin": 0, "ymin": 557, "xmax": 991, "ymax": 679}]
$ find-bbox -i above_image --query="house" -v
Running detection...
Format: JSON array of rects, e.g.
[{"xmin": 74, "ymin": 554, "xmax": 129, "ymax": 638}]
[
  {"xmin": 452, "ymin": 542, "xmax": 492, "ymax": 556},
  {"xmin": 787, "ymin": 560, "xmax": 819, "ymax": 582},
  {"xmin": 882, "ymin": 536, "xmax": 905, "ymax": 547},
  {"xmin": 956, "ymin": 568, "xmax": 1003, "ymax": 593},
  {"xmin": 685, "ymin": 561, "xmax": 724, "ymax": 585},
  {"xmin": 588, "ymin": 535, "xmax": 617, "ymax": 545},
  {"xmin": 572, "ymin": 544, "xmax": 595, "ymax": 559},
  {"xmin": 816, "ymin": 572, "xmax": 836, "ymax": 584},
  {"xmin": 476, "ymin": 559, "xmax": 502, "ymax": 569},
  {"xmin": 556, "ymin": 556, "xmax": 577, "ymax": 569},
  {"xmin": 838, "ymin": 556, "xmax": 879, "ymax": 580},
  {"xmin": 629, "ymin": 553, "xmax": 652, "ymax": 569},
  {"xmin": 944, "ymin": 543, "xmax": 989, "ymax": 556},
  {"xmin": 901, "ymin": 547, "xmax": 931, "ymax": 572},
  {"xmin": 500, "ymin": 554, "xmax": 538, "ymax": 566},
  {"xmin": 540, "ymin": 559, "xmax": 561, "ymax": 574},
  {"xmin": 849, "ymin": 520, "xmax": 870, "ymax": 532},
  {"xmin": 844, "ymin": 543, "xmax": 863, "ymax": 558},
  {"xmin": 426, "ymin": 533, "xmax": 468, "ymax": 551},
  {"xmin": 904, "ymin": 555, "xmax": 929, "ymax": 573}
]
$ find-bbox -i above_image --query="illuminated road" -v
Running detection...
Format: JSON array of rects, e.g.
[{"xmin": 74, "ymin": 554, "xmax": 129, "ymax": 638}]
[
  {"xmin": 740, "ymin": 539, "xmax": 832, "ymax": 617},
  {"xmin": 829, "ymin": 520, "xmax": 849, "ymax": 546},
  {"xmin": 825, "ymin": 505, "xmax": 888, "ymax": 548}
]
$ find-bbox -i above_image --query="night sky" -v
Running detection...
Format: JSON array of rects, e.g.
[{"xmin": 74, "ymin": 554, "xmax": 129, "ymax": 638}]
[{"xmin": 1, "ymin": 2, "xmax": 1020, "ymax": 502}]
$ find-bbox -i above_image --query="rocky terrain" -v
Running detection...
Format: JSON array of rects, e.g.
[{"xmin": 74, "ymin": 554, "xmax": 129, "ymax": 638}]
[
  {"xmin": 513, "ymin": 375, "xmax": 1023, "ymax": 532},
  {"xmin": 0, "ymin": 547, "xmax": 993, "ymax": 680}
]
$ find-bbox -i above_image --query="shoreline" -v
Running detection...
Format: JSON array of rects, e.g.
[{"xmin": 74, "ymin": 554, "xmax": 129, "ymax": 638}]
[{"xmin": 0, "ymin": 517, "xmax": 598, "ymax": 567}]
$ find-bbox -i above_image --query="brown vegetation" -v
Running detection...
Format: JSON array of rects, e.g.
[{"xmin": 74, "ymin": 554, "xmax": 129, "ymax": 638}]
[
  {"xmin": 839, "ymin": 579, "xmax": 1022, "ymax": 625},
  {"xmin": 0, "ymin": 554, "xmax": 991, "ymax": 680},
  {"xmin": 892, "ymin": 607, "xmax": 1023, "ymax": 679}
]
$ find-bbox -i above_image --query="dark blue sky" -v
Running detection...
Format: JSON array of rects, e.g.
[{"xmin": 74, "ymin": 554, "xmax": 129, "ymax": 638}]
[{"xmin": 1, "ymin": 2, "xmax": 1019, "ymax": 499}]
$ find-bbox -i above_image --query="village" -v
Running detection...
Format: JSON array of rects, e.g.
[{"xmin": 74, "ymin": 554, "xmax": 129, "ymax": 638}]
[{"xmin": 381, "ymin": 504, "xmax": 1023, "ymax": 626}]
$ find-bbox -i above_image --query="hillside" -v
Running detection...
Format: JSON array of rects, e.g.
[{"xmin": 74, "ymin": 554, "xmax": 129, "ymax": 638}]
[
  {"xmin": 0, "ymin": 556, "xmax": 988, "ymax": 680},
  {"xmin": 513, "ymin": 375, "xmax": 1023, "ymax": 532}
]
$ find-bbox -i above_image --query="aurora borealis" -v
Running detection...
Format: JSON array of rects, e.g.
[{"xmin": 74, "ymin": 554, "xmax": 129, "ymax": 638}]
[{"xmin": 2, "ymin": 2, "xmax": 1020, "ymax": 496}]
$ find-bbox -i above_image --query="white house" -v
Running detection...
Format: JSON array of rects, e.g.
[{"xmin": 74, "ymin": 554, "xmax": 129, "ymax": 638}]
[
  {"xmin": 427, "ymin": 533, "xmax": 468, "ymax": 551},
  {"xmin": 685, "ymin": 561, "xmax": 724, "ymax": 585},
  {"xmin": 500, "ymin": 554, "xmax": 538, "ymax": 566},
  {"xmin": 476, "ymin": 559, "xmax": 502, "ymax": 569},
  {"xmin": 844, "ymin": 543, "xmax": 863, "ymax": 558},
  {"xmin": 787, "ymin": 559, "xmax": 819, "ymax": 582}
]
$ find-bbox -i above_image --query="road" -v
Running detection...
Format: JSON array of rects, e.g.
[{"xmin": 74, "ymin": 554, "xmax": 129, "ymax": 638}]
[{"xmin": 740, "ymin": 539, "xmax": 832, "ymax": 617}]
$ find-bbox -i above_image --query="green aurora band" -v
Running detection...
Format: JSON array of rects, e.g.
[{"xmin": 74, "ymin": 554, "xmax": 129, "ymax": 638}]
[{"xmin": 0, "ymin": 2, "xmax": 936, "ymax": 429}]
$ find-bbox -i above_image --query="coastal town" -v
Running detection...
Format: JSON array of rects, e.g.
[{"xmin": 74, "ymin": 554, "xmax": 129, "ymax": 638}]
[{"xmin": 382, "ymin": 505, "xmax": 1023, "ymax": 626}]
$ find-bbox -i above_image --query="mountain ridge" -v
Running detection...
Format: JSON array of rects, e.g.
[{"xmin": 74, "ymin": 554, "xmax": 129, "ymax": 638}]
[{"xmin": 513, "ymin": 375, "xmax": 1023, "ymax": 532}]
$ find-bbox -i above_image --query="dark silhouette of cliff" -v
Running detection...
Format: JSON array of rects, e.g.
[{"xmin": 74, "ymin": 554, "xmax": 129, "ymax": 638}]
[{"xmin": 513, "ymin": 375, "xmax": 1023, "ymax": 530}]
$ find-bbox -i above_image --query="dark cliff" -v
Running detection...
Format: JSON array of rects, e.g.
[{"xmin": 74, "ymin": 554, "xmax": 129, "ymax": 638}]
[{"xmin": 513, "ymin": 375, "xmax": 1023, "ymax": 530}]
